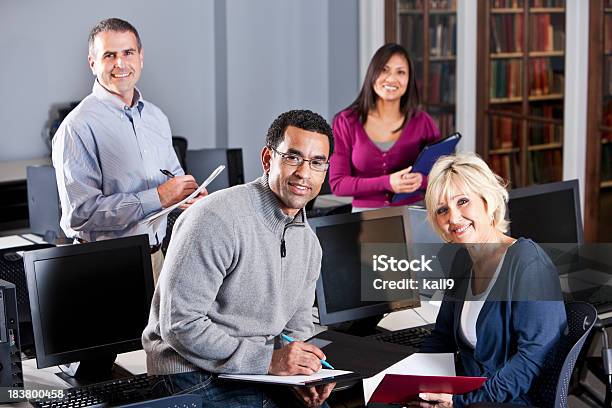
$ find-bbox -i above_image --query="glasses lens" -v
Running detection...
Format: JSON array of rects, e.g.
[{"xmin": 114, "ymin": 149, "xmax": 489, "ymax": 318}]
[
  {"xmin": 310, "ymin": 161, "xmax": 329, "ymax": 172},
  {"xmin": 282, "ymin": 154, "xmax": 302, "ymax": 166}
]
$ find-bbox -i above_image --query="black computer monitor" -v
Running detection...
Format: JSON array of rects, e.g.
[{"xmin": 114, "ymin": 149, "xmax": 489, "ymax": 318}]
[
  {"xmin": 185, "ymin": 148, "xmax": 244, "ymax": 192},
  {"xmin": 26, "ymin": 165, "xmax": 65, "ymax": 244},
  {"xmin": 508, "ymin": 179, "xmax": 583, "ymax": 244},
  {"xmin": 310, "ymin": 207, "xmax": 432, "ymax": 332},
  {"xmin": 23, "ymin": 235, "xmax": 154, "ymax": 384}
]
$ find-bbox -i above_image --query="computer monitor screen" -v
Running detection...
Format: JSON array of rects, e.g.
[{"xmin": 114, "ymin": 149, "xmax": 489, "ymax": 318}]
[
  {"xmin": 185, "ymin": 148, "xmax": 244, "ymax": 193},
  {"xmin": 310, "ymin": 207, "xmax": 423, "ymax": 326},
  {"xmin": 24, "ymin": 235, "xmax": 153, "ymax": 370},
  {"xmin": 508, "ymin": 179, "xmax": 583, "ymax": 244}
]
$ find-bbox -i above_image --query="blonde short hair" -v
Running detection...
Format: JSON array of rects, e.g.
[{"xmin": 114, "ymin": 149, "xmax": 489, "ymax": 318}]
[{"xmin": 424, "ymin": 153, "xmax": 510, "ymax": 238}]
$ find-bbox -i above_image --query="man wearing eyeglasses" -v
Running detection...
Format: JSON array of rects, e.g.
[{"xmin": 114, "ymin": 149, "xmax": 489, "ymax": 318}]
[{"xmin": 143, "ymin": 110, "xmax": 335, "ymax": 407}]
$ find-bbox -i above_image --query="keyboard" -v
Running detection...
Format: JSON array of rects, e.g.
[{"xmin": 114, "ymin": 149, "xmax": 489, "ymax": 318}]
[
  {"xmin": 368, "ymin": 324, "xmax": 434, "ymax": 349},
  {"xmin": 30, "ymin": 373, "xmax": 168, "ymax": 408}
]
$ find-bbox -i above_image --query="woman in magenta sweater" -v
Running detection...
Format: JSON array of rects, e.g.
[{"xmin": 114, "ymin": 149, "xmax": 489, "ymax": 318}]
[{"xmin": 329, "ymin": 43, "xmax": 440, "ymax": 210}]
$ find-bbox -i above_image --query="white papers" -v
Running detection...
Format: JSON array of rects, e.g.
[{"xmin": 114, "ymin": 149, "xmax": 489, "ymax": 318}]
[
  {"xmin": 218, "ymin": 369, "xmax": 352, "ymax": 386},
  {"xmin": 363, "ymin": 353, "xmax": 455, "ymax": 403},
  {"xmin": 140, "ymin": 165, "xmax": 225, "ymax": 231},
  {"xmin": 0, "ymin": 235, "xmax": 34, "ymax": 250},
  {"xmin": 20, "ymin": 233, "xmax": 47, "ymax": 244}
]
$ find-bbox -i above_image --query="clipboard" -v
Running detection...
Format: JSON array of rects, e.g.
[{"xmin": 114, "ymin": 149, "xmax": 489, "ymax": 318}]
[
  {"xmin": 217, "ymin": 370, "xmax": 362, "ymax": 387},
  {"xmin": 391, "ymin": 132, "xmax": 462, "ymax": 203},
  {"xmin": 369, "ymin": 373, "xmax": 486, "ymax": 403}
]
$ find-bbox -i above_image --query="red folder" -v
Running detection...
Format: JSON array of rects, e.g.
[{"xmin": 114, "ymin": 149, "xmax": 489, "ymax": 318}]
[{"xmin": 370, "ymin": 374, "xmax": 487, "ymax": 404}]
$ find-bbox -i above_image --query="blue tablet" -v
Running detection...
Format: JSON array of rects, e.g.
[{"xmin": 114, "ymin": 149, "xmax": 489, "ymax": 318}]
[{"xmin": 392, "ymin": 132, "xmax": 462, "ymax": 203}]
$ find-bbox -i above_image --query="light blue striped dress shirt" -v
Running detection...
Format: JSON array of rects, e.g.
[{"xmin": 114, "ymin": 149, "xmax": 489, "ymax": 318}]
[{"xmin": 52, "ymin": 80, "xmax": 184, "ymax": 245}]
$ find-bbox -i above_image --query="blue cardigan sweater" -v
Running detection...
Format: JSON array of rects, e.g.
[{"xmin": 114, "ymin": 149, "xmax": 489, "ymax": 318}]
[{"xmin": 420, "ymin": 238, "xmax": 567, "ymax": 407}]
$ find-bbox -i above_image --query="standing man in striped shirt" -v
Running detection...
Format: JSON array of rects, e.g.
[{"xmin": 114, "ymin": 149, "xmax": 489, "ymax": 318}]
[{"xmin": 52, "ymin": 18, "xmax": 206, "ymax": 284}]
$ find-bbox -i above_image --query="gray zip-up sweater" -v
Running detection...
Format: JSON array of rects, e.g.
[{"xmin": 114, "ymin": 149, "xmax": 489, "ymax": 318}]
[{"xmin": 142, "ymin": 176, "xmax": 322, "ymax": 375}]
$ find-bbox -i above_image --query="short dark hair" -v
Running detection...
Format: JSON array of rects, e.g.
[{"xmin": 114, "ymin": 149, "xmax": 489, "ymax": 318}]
[
  {"xmin": 266, "ymin": 110, "xmax": 334, "ymax": 156},
  {"xmin": 345, "ymin": 43, "xmax": 420, "ymax": 130},
  {"xmin": 88, "ymin": 18, "xmax": 142, "ymax": 56}
]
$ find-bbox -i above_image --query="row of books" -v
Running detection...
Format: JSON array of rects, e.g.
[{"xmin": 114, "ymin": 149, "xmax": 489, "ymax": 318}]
[
  {"xmin": 529, "ymin": 14, "xmax": 564, "ymax": 52},
  {"xmin": 529, "ymin": 150, "xmax": 563, "ymax": 184},
  {"xmin": 606, "ymin": 57, "xmax": 612, "ymax": 96},
  {"xmin": 489, "ymin": 115, "xmax": 519, "ymax": 149},
  {"xmin": 400, "ymin": 15, "xmax": 425, "ymax": 58},
  {"xmin": 491, "ymin": 0, "xmax": 523, "ymax": 8},
  {"xmin": 431, "ymin": 112, "xmax": 455, "ymax": 138},
  {"xmin": 489, "ymin": 113, "xmax": 563, "ymax": 149},
  {"xmin": 400, "ymin": 0, "xmax": 456, "ymax": 10},
  {"xmin": 490, "ymin": 60, "xmax": 522, "ymax": 99},
  {"xmin": 489, "ymin": 153, "xmax": 521, "ymax": 187},
  {"xmin": 530, "ymin": 0, "xmax": 565, "ymax": 7},
  {"xmin": 603, "ymin": 103, "xmax": 612, "ymax": 142},
  {"xmin": 489, "ymin": 59, "xmax": 564, "ymax": 99},
  {"xmin": 606, "ymin": 15, "xmax": 612, "ymax": 54},
  {"xmin": 429, "ymin": 16, "xmax": 457, "ymax": 57},
  {"xmin": 428, "ymin": 62, "xmax": 456, "ymax": 103},
  {"xmin": 529, "ymin": 58, "xmax": 564, "ymax": 96},
  {"xmin": 528, "ymin": 115, "xmax": 562, "ymax": 145},
  {"xmin": 494, "ymin": 0, "xmax": 566, "ymax": 10},
  {"xmin": 490, "ymin": 14, "xmax": 524, "ymax": 53},
  {"xmin": 602, "ymin": 143, "xmax": 612, "ymax": 182}
]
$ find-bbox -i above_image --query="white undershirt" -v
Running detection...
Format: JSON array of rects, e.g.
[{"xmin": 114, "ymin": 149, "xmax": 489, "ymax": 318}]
[{"xmin": 459, "ymin": 251, "xmax": 507, "ymax": 349}]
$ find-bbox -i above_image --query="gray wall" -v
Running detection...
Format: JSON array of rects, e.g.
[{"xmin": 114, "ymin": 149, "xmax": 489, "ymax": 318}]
[{"xmin": 0, "ymin": 0, "xmax": 359, "ymax": 181}]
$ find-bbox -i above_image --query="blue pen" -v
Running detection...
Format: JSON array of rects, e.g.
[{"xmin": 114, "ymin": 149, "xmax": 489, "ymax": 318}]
[{"xmin": 280, "ymin": 333, "xmax": 335, "ymax": 370}]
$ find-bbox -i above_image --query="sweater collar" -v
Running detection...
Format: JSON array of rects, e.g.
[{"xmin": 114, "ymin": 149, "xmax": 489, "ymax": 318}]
[{"xmin": 249, "ymin": 175, "xmax": 306, "ymax": 234}]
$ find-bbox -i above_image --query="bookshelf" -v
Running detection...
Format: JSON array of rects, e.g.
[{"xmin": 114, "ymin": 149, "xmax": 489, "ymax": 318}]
[
  {"xmin": 476, "ymin": 0, "xmax": 565, "ymax": 188},
  {"xmin": 385, "ymin": 0, "xmax": 457, "ymax": 137},
  {"xmin": 585, "ymin": 0, "xmax": 612, "ymax": 242}
]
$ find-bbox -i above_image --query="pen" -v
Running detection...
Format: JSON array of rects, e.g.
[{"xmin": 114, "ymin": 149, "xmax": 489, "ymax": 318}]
[
  {"xmin": 159, "ymin": 169, "xmax": 175, "ymax": 178},
  {"xmin": 280, "ymin": 333, "xmax": 335, "ymax": 370}
]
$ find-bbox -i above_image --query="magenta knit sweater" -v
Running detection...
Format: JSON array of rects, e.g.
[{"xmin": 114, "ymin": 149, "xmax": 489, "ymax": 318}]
[{"xmin": 329, "ymin": 109, "xmax": 440, "ymax": 208}]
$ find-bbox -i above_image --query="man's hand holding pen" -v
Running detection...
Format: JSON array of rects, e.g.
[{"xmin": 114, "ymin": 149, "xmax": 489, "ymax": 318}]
[
  {"xmin": 269, "ymin": 338, "xmax": 336, "ymax": 407},
  {"xmin": 157, "ymin": 169, "xmax": 208, "ymax": 208},
  {"xmin": 269, "ymin": 341, "xmax": 325, "ymax": 376}
]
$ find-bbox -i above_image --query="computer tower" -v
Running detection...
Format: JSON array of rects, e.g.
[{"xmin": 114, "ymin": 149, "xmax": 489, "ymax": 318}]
[
  {"xmin": 26, "ymin": 165, "xmax": 65, "ymax": 243},
  {"xmin": 0, "ymin": 280, "xmax": 23, "ymax": 388},
  {"xmin": 185, "ymin": 148, "xmax": 244, "ymax": 193}
]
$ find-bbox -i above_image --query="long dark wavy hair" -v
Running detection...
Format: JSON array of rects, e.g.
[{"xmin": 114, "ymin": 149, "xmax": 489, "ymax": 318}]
[{"xmin": 345, "ymin": 43, "xmax": 421, "ymax": 131}]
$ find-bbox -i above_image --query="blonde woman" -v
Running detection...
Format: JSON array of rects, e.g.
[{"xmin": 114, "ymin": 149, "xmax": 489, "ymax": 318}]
[{"xmin": 417, "ymin": 153, "xmax": 566, "ymax": 407}]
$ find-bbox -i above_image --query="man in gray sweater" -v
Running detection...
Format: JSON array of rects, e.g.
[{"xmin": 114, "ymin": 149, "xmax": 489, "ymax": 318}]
[{"xmin": 142, "ymin": 110, "xmax": 334, "ymax": 407}]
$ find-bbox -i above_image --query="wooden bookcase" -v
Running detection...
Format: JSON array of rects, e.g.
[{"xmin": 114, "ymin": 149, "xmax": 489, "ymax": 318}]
[
  {"xmin": 476, "ymin": 0, "xmax": 565, "ymax": 188},
  {"xmin": 385, "ymin": 0, "xmax": 457, "ymax": 137},
  {"xmin": 585, "ymin": 0, "xmax": 612, "ymax": 242}
]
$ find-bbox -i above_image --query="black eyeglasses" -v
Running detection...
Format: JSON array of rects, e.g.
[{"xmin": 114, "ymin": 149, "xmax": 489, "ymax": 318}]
[{"xmin": 268, "ymin": 146, "xmax": 329, "ymax": 172}]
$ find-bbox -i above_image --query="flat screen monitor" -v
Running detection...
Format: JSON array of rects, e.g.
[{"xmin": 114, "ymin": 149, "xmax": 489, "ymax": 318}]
[
  {"xmin": 185, "ymin": 148, "xmax": 244, "ymax": 193},
  {"xmin": 26, "ymin": 165, "xmax": 65, "ymax": 243},
  {"xmin": 508, "ymin": 179, "xmax": 583, "ymax": 244},
  {"xmin": 310, "ymin": 207, "xmax": 440, "ymax": 327},
  {"xmin": 23, "ymin": 235, "xmax": 153, "ymax": 381}
]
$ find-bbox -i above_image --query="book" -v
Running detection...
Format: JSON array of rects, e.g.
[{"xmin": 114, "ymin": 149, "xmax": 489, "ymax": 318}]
[{"xmin": 369, "ymin": 374, "xmax": 486, "ymax": 404}]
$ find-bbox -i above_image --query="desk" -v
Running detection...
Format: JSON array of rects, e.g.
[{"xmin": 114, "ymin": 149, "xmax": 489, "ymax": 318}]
[
  {"xmin": 0, "ymin": 159, "xmax": 52, "ymax": 185},
  {"xmin": 0, "ymin": 235, "xmax": 47, "ymax": 250},
  {"xmin": 378, "ymin": 300, "xmax": 441, "ymax": 331}
]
